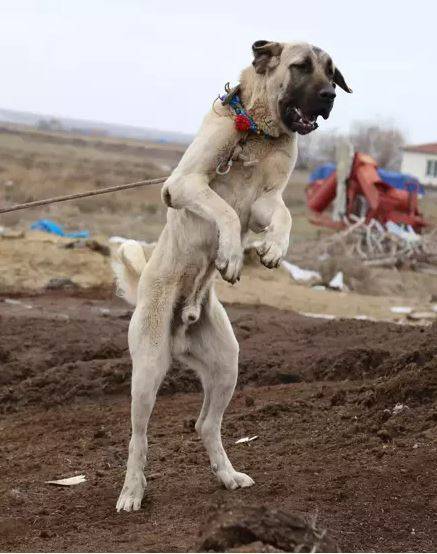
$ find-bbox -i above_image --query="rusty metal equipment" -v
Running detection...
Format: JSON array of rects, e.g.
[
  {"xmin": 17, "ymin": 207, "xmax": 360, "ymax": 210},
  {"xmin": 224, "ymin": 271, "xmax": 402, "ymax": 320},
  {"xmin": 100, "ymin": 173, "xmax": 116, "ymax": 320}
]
[{"xmin": 307, "ymin": 152, "xmax": 426, "ymax": 231}]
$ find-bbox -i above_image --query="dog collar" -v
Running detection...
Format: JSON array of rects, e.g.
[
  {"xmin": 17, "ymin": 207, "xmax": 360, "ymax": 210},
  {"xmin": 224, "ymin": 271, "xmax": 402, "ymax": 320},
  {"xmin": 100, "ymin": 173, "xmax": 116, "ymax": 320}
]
[{"xmin": 220, "ymin": 83, "xmax": 272, "ymax": 138}]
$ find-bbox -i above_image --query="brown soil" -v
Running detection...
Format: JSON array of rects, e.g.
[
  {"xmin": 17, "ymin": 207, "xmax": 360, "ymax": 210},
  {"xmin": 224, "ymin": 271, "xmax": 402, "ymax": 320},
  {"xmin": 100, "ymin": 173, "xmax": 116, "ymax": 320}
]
[{"xmin": 1, "ymin": 292, "xmax": 437, "ymax": 552}]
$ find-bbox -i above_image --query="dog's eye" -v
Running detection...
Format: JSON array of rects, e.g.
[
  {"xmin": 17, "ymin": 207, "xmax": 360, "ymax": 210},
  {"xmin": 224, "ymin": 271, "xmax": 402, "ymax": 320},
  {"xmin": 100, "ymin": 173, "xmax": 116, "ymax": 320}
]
[
  {"xmin": 326, "ymin": 63, "xmax": 334, "ymax": 78},
  {"xmin": 289, "ymin": 60, "xmax": 312, "ymax": 73}
]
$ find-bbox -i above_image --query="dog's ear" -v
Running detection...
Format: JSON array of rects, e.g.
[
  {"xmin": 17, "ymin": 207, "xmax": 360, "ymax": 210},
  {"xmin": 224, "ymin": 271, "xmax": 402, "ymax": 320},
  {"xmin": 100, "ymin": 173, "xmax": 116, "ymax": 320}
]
[
  {"xmin": 333, "ymin": 66, "xmax": 353, "ymax": 93},
  {"xmin": 252, "ymin": 40, "xmax": 283, "ymax": 74}
]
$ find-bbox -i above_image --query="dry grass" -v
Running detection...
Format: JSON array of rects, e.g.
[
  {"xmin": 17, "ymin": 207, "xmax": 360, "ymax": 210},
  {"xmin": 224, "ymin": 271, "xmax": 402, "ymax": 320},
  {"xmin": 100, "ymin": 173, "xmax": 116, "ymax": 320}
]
[{"xmin": 0, "ymin": 125, "xmax": 182, "ymax": 239}]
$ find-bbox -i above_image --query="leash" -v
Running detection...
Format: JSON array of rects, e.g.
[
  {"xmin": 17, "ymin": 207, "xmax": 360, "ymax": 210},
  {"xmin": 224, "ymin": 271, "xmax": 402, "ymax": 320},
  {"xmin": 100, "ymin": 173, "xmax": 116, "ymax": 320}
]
[{"xmin": 0, "ymin": 176, "xmax": 167, "ymax": 215}]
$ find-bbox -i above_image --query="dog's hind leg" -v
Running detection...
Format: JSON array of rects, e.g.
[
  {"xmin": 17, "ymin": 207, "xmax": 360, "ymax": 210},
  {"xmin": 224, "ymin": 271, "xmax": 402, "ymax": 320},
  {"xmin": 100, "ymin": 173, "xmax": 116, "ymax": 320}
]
[
  {"xmin": 116, "ymin": 278, "xmax": 177, "ymax": 512},
  {"xmin": 178, "ymin": 288, "xmax": 254, "ymax": 490}
]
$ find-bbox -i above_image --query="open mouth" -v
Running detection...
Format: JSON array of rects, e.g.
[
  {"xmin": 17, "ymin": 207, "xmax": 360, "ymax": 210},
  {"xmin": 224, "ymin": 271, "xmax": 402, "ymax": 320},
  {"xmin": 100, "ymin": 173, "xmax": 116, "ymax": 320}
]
[{"xmin": 285, "ymin": 107, "xmax": 319, "ymax": 135}]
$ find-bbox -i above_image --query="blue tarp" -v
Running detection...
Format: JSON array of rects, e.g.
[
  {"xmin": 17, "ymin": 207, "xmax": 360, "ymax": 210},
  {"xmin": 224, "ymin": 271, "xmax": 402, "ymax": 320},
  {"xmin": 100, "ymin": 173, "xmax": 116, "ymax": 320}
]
[
  {"xmin": 30, "ymin": 219, "xmax": 90, "ymax": 238},
  {"xmin": 309, "ymin": 164, "xmax": 336, "ymax": 182},
  {"xmin": 378, "ymin": 169, "xmax": 425, "ymax": 194},
  {"xmin": 309, "ymin": 163, "xmax": 425, "ymax": 195}
]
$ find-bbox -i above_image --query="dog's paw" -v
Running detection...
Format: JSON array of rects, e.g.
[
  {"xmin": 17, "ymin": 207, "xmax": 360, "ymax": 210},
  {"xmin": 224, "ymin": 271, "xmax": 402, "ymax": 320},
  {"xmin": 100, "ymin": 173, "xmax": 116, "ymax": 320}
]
[
  {"xmin": 116, "ymin": 473, "xmax": 146, "ymax": 512},
  {"xmin": 255, "ymin": 239, "xmax": 286, "ymax": 269},
  {"xmin": 216, "ymin": 469, "xmax": 255, "ymax": 490},
  {"xmin": 215, "ymin": 240, "xmax": 243, "ymax": 284}
]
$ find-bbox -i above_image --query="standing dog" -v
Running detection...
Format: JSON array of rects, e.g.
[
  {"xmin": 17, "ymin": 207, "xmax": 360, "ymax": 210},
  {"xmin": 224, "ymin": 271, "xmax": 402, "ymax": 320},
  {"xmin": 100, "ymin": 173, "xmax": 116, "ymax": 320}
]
[{"xmin": 113, "ymin": 40, "xmax": 351, "ymax": 512}]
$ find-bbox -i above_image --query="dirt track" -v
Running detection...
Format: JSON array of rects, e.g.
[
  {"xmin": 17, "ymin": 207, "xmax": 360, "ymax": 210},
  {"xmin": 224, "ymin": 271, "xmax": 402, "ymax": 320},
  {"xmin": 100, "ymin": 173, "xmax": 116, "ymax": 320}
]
[{"xmin": 1, "ymin": 291, "xmax": 437, "ymax": 552}]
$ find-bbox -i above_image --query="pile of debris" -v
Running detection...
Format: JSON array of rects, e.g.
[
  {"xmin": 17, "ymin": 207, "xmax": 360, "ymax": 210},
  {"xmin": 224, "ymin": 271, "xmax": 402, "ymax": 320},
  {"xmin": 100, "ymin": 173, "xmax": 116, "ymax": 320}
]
[
  {"xmin": 197, "ymin": 505, "xmax": 336, "ymax": 553},
  {"xmin": 318, "ymin": 217, "xmax": 437, "ymax": 272}
]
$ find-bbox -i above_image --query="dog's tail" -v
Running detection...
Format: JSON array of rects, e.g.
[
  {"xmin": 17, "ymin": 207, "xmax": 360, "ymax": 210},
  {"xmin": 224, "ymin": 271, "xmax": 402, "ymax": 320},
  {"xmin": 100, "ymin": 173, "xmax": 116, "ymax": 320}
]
[{"xmin": 112, "ymin": 240, "xmax": 148, "ymax": 306}]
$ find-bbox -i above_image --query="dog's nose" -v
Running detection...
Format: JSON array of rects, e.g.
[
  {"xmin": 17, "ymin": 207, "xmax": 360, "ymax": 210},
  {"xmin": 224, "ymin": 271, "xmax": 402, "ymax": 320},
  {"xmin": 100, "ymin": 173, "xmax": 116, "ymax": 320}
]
[{"xmin": 319, "ymin": 87, "xmax": 336, "ymax": 101}]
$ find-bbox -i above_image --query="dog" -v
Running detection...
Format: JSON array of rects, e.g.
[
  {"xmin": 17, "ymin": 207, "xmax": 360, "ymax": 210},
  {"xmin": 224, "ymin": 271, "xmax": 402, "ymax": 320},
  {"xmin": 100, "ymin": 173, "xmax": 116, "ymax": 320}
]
[{"xmin": 113, "ymin": 40, "xmax": 351, "ymax": 512}]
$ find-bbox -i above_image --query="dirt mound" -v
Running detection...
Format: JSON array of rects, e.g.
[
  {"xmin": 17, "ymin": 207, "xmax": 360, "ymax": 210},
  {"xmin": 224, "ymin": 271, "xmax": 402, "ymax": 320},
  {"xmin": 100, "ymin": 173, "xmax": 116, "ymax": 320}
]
[
  {"xmin": 308, "ymin": 347, "xmax": 390, "ymax": 381},
  {"xmin": 0, "ymin": 232, "xmax": 113, "ymax": 293},
  {"xmin": 2, "ymin": 296, "xmax": 437, "ymax": 415},
  {"xmin": 197, "ymin": 505, "xmax": 336, "ymax": 552},
  {"xmin": 1, "ymin": 357, "xmax": 201, "ymax": 412}
]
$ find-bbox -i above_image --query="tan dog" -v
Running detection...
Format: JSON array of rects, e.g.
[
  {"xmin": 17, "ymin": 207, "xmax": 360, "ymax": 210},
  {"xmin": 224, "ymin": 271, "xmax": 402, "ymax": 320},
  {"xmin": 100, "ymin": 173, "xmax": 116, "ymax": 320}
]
[{"xmin": 113, "ymin": 40, "xmax": 351, "ymax": 512}]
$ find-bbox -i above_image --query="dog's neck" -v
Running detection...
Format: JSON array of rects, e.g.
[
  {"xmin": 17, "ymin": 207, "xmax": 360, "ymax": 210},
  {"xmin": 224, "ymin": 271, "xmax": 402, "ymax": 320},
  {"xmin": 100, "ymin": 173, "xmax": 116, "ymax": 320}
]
[{"xmin": 239, "ymin": 66, "xmax": 283, "ymax": 138}]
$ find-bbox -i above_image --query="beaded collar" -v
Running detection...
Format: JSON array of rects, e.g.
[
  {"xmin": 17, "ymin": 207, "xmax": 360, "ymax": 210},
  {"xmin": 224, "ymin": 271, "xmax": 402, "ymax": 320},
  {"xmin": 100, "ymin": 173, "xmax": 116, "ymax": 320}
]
[{"xmin": 220, "ymin": 83, "xmax": 272, "ymax": 138}]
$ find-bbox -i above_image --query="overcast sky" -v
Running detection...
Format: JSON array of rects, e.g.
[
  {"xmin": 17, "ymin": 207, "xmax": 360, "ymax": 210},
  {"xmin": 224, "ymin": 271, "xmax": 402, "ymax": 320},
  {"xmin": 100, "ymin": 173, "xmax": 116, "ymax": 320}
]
[{"xmin": 0, "ymin": 0, "xmax": 435, "ymax": 144}]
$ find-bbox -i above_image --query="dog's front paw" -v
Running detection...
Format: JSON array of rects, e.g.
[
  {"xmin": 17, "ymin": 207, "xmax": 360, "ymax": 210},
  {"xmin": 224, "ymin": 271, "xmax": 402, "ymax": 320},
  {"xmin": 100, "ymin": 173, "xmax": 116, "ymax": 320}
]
[
  {"xmin": 255, "ymin": 237, "xmax": 288, "ymax": 269},
  {"xmin": 215, "ymin": 238, "xmax": 243, "ymax": 284},
  {"xmin": 116, "ymin": 473, "xmax": 146, "ymax": 512}
]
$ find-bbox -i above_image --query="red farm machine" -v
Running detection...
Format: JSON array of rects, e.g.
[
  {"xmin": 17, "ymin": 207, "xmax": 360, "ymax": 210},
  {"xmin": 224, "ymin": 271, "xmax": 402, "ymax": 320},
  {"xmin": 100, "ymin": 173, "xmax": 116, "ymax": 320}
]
[{"xmin": 306, "ymin": 152, "xmax": 427, "ymax": 232}]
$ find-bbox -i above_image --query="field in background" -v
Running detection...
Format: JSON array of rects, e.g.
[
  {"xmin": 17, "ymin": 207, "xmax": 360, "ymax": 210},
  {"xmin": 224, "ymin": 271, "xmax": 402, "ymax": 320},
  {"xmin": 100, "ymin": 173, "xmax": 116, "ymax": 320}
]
[{"xmin": 0, "ymin": 125, "xmax": 178, "ymax": 241}]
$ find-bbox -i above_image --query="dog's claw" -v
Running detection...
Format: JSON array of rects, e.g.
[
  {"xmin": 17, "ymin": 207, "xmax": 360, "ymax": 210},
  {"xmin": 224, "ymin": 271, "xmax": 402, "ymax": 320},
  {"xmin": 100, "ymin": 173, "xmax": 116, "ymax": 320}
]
[
  {"xmin": 215, "ymin": 251, "xmax": 243, "ymax": 284},
  {"xmin": 256, "ymin": 239, "xmax": 286, "ymax": 270},
  {"xmin": 215, "ymin": 232, "xmax": 243, "ymax": 284}
]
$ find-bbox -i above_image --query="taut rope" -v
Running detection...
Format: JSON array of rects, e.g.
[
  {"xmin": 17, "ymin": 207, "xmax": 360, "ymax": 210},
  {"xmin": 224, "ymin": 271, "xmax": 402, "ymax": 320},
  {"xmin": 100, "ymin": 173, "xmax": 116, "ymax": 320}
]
[{"xmin": 0, "ymin": 176, "xmax": 168, "ymax": 215}]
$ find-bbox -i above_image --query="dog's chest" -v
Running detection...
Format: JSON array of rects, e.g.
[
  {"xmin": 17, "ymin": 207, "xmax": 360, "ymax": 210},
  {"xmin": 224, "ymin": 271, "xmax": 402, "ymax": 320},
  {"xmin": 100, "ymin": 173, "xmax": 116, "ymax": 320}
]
[{"xmin": 211, "ymin": 134, "xmax": 295, "ymax": 219}]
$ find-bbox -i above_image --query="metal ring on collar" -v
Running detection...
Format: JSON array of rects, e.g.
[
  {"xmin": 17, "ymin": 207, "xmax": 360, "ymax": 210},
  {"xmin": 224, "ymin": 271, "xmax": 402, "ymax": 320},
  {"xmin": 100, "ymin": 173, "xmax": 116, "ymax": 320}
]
[{"xmin": 216, "ymin": 159, "xmax": 233, "ymax": 175}]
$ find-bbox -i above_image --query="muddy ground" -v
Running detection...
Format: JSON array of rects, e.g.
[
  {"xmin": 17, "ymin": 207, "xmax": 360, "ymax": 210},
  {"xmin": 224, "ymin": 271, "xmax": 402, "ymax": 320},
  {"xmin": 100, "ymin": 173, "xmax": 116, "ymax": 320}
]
[{"xmin": 1, "ymin": 290, "xmax": 436, "ymax": 552}]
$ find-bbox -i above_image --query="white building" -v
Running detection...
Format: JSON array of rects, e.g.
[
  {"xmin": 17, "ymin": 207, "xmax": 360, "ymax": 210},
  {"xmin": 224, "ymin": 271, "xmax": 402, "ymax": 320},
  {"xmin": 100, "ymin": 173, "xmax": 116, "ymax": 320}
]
[{"xmin": 401, "ymin": 143, "xmax": 437, "ymax": 187}]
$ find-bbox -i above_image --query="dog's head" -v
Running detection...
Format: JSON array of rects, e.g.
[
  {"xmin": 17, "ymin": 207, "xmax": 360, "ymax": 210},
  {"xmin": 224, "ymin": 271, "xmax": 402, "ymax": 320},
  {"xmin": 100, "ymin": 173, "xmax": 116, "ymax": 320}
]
[{"xmin": 252, "ymin": 41, "xmax": 352, "ymax": 135}]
